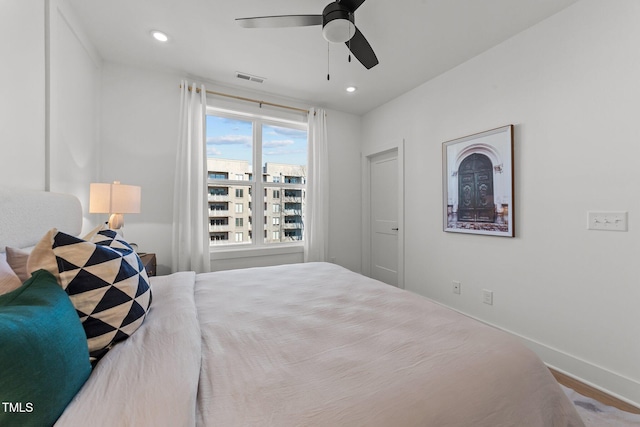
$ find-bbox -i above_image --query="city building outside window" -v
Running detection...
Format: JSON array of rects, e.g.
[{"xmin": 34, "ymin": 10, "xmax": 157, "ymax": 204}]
[{"xmin": 206, "ymin": 111, "xmax": 307, "ymax": 247}]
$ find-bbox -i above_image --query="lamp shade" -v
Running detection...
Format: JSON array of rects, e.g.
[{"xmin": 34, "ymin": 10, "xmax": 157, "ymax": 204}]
[
  {"xmin": 89, "ymin": 183, "xmax": 111, "ymax": 213},
  {"xmin": 111, "ymin": 184, "xmax": 141, "ymax": 214},
  {"xmin": 89, "ymin": 182, "xmax": 141, "ymax": 229}
]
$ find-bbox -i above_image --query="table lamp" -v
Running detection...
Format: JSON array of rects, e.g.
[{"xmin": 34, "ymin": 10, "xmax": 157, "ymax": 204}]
[{"xmin": 89, "ymin": 181, "xmax": 141, "ymax": 229}]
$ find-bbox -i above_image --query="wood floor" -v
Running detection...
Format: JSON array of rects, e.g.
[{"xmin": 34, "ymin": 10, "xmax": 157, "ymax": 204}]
[{"xmin": 549, "ymin": 368, "xmax": 640, "ymax": 415}]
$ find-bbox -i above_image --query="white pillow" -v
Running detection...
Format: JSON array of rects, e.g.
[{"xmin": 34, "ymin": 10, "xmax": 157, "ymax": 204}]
[
  {"xmin": 0, "ymin": 256, "xmax": 21, "ymax": 295},
  {"xmin": 5, "ymin": 247, "xmax": 30, "ymax": 283}
]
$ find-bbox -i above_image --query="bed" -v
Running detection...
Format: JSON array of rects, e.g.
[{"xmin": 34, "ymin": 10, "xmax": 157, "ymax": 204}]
[{"xmin": 0, "ymin": 188, "xmax": 584, "ymax": 427}]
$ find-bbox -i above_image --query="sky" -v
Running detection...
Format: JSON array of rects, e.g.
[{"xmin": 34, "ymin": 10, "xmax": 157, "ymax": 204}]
[{"xmin": 206, "ymin": 115, "xmax": 307, "ymax": 168}]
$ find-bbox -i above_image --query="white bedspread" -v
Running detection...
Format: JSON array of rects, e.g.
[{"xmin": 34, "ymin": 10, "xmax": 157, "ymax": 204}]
[
  {"xmin": 194, "ymin": 262, "xmax": 584, "ymax": 427},
  {"xmin": 55, "ymin": 262, "xmax": 583, "ymax": 427},
  {"xmin": 55, "ymin": 272, "xmax": 201, "ymax": 427}
]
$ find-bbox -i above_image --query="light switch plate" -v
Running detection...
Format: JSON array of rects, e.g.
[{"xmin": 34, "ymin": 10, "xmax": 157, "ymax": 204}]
[{"xmin": 587, "ymin": 211, "xmax": 628, "ymax": 231}]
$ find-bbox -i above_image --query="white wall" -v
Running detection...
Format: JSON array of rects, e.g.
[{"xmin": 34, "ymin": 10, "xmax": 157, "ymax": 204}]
[
  {"xmin": 361, "ymin": 0, "xmax": 640, "ymax": 405},
  {"xmin": 0, "ymin": 0, "xmax": 101, "ymax": 231},
  {"xmin": 327, "ymin": 109, "xmax": 362, "ymax": 273},
  {"xmin": 48, "ymin": 0, "xmax": 102, "ymax": 234},
  {"xmin": 99, "ymin": 63, "xmax": 363, "ymax": 275},
  {"xmin": 99, "ymin": 62, "xmax": 181, "ymax": 274},
  {"xmin": 0, "ymin": 0, "xmax": 46, "ymax": 190}
]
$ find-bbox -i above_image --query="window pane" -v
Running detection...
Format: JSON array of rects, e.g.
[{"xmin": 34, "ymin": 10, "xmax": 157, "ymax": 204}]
[
  {"xmin": 208, "ymin": 185, "xmax": 252, "ymax": 246},
  {"xmin": 283, "ymin": 189, "xmax": 304, "ymax": 242},
  {"xmin": 262, "ymin": 124, "xmax": 307, "ymax": 184},
  {"xmin": 207, "ymin": 115, "xmax": 253, "ymax": 182},
  {"xmin": 264, "ymin": 186, "xmax": 304, "ymax": 244}
]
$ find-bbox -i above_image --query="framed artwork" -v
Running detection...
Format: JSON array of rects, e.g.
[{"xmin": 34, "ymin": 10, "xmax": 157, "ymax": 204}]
[{"xmin": 442, "ymin": 125, "xmax": 514, "ymax": 237}]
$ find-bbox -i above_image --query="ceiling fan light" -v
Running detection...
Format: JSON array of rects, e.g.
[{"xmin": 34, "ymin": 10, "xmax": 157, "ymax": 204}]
[{"xmin": 322, "ymin": 18, "xmax": 355, "ymax": 43}]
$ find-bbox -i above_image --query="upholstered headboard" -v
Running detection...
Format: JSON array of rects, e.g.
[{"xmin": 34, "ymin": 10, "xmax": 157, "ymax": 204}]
[{"xmin": 0, "ymin": 188, "xmax": 83, "ymax": 252}]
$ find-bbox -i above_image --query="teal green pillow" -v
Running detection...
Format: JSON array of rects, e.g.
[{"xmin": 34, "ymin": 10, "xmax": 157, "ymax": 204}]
[{"xmin": 0, "ymin": 269, "xmax": 92, "ymax": 427}]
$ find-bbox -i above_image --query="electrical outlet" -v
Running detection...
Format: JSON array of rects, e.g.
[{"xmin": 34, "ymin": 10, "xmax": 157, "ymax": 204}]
[
  {"xmin": 483, "ymin": 289, "xmax": 493, "ymax": 305},
  {"xmin": 452, "ymin": 281, "xmax": 461, "ymax": 294}
]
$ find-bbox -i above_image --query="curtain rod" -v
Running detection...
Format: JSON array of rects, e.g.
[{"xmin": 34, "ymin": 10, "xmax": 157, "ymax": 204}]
[{"xmin": 182, "ymin": 85, "xmax": 309, "ymax": 114}]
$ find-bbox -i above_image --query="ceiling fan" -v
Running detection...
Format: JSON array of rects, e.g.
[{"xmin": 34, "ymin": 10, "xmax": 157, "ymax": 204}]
[{"xmin": 236, "ymin": 0, "xmax": 379, "ymax": 70}]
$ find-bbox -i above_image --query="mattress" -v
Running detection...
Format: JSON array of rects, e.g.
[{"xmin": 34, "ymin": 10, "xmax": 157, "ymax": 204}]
[{"xmin": 55, "ymin": 262, "xmax": 583, "ymax": 427}]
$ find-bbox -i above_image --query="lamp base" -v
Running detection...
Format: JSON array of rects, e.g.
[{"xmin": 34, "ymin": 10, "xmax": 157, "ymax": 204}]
[{"xmin": 108, "ymin": 213, "xmax": 124, "ymax": 230}]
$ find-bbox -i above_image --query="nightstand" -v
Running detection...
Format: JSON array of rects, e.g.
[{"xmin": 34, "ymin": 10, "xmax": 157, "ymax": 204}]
[{"xmin": 138, "ymin": 253, "xmax": 157, "ymax": 277}]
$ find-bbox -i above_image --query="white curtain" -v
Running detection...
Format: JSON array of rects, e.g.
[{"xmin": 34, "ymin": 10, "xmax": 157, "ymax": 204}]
[
  {"xmin": 171, "ymin": 81, "xmax": 211, "ymax": 273},
  {"xmin": 304, "ymin": 108, "xmax": 329, "ymax": 262}
]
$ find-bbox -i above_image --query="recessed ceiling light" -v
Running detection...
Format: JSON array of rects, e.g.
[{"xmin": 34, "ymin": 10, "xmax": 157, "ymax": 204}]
[
  {"xmin": 346, "ymin": 86, "xmax": 357, "ymax": 93},
  {"xmin": 151, "ymin": 30, "xmax": 169, "ymax": 42}
]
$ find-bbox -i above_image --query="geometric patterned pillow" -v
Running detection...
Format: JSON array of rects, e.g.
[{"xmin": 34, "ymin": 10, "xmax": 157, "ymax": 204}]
[{"xmin": 27, "ymin": 228, "xmax": 152, "ymax": 364}]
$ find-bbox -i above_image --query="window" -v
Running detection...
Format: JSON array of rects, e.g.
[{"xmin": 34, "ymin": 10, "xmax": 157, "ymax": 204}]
[
  {"xmin": 209, "ymin": 187, "xmax": 228, "ymax": 197},
  {"xmin": 210, "ymin": 218, "xmax": 228, "ymax": 226},
  {"xmin": 210, "ymin": 233, "xmax": 228, "ymax": 244},
  {"xmin": 206, "ymin": 112, "xmax": 307, "ymax": 248},
  {"xmin": 210, "ymin": 202, "xmax": 228, "ymax": 211},
  {"xmin": 284, "ymin": 229, "xmax": 302, "ymax": 241},
  {"xmin": 284, "ymin": 176, "xmax": 303, "ymax": 184},
  {"xmin": 209, "ymin": 172, "xmax": 228, "ymax": 180}
]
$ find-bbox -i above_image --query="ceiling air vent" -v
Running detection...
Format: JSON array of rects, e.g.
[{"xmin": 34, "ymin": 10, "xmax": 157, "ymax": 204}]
[{"xmin": 235, "ymin": 72, "xmax": 265, "ymax": 84}]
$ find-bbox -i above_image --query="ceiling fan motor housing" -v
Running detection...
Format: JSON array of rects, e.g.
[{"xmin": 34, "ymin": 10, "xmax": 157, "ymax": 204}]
[{"xmin": 322, "ymin": 3, "xmax": 355, "ymax": 43}]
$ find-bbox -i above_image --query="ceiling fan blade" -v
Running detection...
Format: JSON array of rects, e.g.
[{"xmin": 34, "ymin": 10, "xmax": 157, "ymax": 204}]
[
  {"xmin": 338, "ymin": 0, "xmax": 367, "ymax": 13},
  {"xmin": 236, "ymin": 15, "xmax": 322, "ymax": 29},
  {"xmin": 346, "ymin": 27, "xmax": 378, "ymax": 69}
]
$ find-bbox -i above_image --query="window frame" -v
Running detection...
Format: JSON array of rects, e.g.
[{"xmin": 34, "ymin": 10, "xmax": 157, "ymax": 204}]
[{"xmin": 206, "ymin": 107, "xmax": 308, "ymax": 254}]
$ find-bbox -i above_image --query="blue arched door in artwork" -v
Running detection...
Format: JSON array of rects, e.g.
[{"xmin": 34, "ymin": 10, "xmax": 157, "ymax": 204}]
[{"xmin": 457, "ymin": 153, "xmax": 495, "ymax": 222}]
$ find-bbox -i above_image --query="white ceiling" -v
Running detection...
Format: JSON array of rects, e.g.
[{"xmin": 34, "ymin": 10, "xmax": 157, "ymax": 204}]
[{"xmin": 65, "ymin": 0, "xmax": 580, "ymax": 115}]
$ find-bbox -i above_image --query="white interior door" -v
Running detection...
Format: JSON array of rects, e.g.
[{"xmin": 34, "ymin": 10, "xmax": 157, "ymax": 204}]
[{"xmin": 370, "ymin": 149, "xmax": 399, "ymax": 286}]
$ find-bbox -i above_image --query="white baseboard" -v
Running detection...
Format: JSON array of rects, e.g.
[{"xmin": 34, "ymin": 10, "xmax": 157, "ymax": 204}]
[
  {"xmin": 514, "ymin": 334, "xmax": 640, "ymax": 409},
  {"xmin": 431, "ymin": 300, "xmax": 640, "ymax": 408}
]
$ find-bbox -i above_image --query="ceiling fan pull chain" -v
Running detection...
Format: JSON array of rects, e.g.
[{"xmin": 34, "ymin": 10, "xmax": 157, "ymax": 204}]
[
  {"xmin": 327, "ymin": 42, "xmax": 331, "ymax": 80},
  {"xmin": 348, "ymin": 13, "xmax": 352, "ymax": 63}
]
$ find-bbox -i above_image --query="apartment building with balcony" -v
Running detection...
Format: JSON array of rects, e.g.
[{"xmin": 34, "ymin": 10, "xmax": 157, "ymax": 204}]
[{"xmin": 207, "ymin": 159, "xmax": 306, "ymax": 246}]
